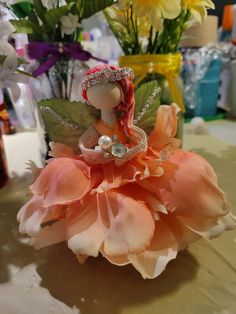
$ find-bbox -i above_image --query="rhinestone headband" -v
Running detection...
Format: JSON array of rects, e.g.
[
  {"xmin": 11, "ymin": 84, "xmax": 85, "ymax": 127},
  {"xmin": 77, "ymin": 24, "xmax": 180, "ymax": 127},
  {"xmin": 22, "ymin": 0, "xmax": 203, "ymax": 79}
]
[{"xmin": 81, "ymin": 67, "xmax": 134, "ymax": 93}]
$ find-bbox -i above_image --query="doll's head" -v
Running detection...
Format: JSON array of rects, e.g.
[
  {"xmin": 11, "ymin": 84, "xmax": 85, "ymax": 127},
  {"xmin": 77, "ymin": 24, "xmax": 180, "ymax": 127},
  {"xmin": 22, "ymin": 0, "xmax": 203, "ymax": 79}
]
[
  {"xmin": 81, "ymin": 65, "xmax": 135, "ymax": 135},
  {"xmin": 86, "ymin": 83, "xmax": 122, "ymax": 111}
]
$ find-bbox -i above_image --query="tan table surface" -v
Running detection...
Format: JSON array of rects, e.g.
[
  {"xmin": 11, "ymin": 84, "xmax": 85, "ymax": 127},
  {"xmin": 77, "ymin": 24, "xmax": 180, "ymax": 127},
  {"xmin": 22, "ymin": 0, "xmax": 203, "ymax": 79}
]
[{"xmin": 0, "ymin": 125, "xmax": 236, "ymax": 314}]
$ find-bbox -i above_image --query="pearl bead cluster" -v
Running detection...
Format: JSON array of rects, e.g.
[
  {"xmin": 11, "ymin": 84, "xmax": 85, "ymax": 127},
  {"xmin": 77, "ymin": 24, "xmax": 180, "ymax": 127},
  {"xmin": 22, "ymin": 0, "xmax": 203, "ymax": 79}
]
[
  {"xmin": 58, "ymin": 42, "xmax": 64, "ymax": 54},
  {"xmin": 98, "ymin": 135, "xmax": 128, "ymax": 159},
  {"xmin": 133, "ymin": 86, "xmax": 161, "ymax": 125},
  {"xmin": 159, "ymin": 145, "xmax": 173, "ymax": 162},
  {"xmin": 81, "ymin": 67, "xmax": 134, "ymax": 93},
  {"xmin": 40, "ymin": 106, "xmax": 79, "ymax": 130}
]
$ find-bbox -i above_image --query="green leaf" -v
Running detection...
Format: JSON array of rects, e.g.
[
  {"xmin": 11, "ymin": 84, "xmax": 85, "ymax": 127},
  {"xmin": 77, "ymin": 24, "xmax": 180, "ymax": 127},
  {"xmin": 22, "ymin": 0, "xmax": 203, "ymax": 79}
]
[
  {"xmin": 33, "ymin": 0, "xmax": 47, "ymax": 23},
  {"xmin": 134, "ymin": 81, "xmax": 161, "ymax": 134},
  {"xmin": 10, "ymin": 19, "xmax": 42, "ymax": 39},
  {"xmin": 11, "ymin": 2, "xmax": 33, "ymax": 18},
  {"xmin": 45, "ymin": 5, "xmax": 70, "ymax": 28},
  {"xmin": 17, "ymin": 57, "xmax": 28, "ymax": 65},
  {"xmin": 10, "ymin": 19, "xmax": 33, "ymax": 34},
  {"xmin": 28, "ymin": 9, "xmax": 44, "ymax": 41},
  {"xmin": 161, "ymin": 75, "xmax": 184, "ymax": 105},
  {"xmin": 39, "ymin": 98, "xmax": 100, "ymax": 153},
  {"xmin": 16, "ymin": 68, "xmax": 33, "ymax": 78},
  {"xmin": 78, "ymin": 0, "xmax": 115, "ymax": 19},
  {"xmin": 0, "ymin": 56, "xmax": 7, "ymax": 65},
  {"xmin": 28, "ymin": 9, "xmax": 40, "ymax": 26}
]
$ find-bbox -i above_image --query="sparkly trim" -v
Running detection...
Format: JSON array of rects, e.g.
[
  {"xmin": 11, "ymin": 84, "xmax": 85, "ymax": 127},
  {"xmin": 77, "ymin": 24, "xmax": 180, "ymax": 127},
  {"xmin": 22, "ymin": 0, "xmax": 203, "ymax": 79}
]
[
  {"xmin": 40, "ymin": 106, "xmax": 79, "ymax": 130},
  {"xmin": 133, "ymin": 86, "xmax": 161, "ymax": 125},
  {"xmin": 81, "ymin": 67, "xmax": 134, "ymax": 93}
]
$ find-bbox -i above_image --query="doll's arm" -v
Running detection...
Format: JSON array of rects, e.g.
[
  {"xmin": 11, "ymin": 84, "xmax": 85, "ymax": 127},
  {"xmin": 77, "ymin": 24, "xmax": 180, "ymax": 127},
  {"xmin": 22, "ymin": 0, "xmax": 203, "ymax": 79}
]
[
  {"xmin": 79, "ymin": 127, "xmax": 114, "ymax": 164},
  {"xmin": 115, "ymin": 126, "xmax": 147, "ymax": 167},
  {"xmin": 79, "ymin": 127, "xmax": 100, "ymax": 149}
]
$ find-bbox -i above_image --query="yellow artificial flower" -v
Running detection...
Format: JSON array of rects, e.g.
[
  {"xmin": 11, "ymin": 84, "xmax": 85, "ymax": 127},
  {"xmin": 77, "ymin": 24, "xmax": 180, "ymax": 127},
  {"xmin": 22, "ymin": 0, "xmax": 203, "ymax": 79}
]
[
  {"xmin": 184, "ymin": 0, "xmax": 215, "ymax": 23},
  {"xmin": 116, "ymin": 0, "xmax": 130, "ymax": 10},
  {"xmin": 133, "ymin": 0, "xmax": 181, "ymax": 30},
  {"xmin": 105, "ymin": 5, "xmax": 150, "ymax": 45}
]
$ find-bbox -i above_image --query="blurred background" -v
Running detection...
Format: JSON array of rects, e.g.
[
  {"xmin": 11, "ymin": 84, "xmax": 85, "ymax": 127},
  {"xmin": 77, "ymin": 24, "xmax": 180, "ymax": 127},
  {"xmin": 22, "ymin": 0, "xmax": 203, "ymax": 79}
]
[{"xmin": 1, "ymin": 0, "xmax": 236, "ymax": 185}]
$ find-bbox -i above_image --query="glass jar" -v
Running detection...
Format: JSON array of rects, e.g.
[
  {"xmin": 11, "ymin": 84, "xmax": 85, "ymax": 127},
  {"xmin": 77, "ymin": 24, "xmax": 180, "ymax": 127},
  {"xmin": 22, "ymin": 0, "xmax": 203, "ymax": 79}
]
[
  {"xmin": 119, "ymin": 54, "xmax": 185, "ymax": 142},
  {"xmin": 29, "ymin": 58, "xmax": 89, "ymax": 161},
  {"xmin": 30, "ymin": 59, "xmax": 89, "ymax": 102}
]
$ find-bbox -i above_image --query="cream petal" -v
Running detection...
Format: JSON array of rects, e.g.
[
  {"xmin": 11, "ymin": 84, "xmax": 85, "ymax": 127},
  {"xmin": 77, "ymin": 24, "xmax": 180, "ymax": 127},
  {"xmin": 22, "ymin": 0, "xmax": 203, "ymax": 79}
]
[
  {"xmin": 160, "ymin": 0, "xmax": 181, "ymax": 20},
  {"xmin": 177, "ymin": 213, "xmax": 236, "ymax": 239},
  {"xmin": 31, "ymin": 219, "xmax": 67, "ymax": 249},
  {"xmin": 197, "ymin": 0, "xmax": 215, "ymax": 9},
  {"xmin": 64, "ymin": 28, "xmax": 76, "ymax": 35},
  {"xmin": 3, "ymin": 52, "xmax": 17, "ymax": 70},
  {"xmin": 191, "ymin": 6, "xmax": 207, "ymax": 23},
  {"xmin": 18, "ymin": 195, "xmax": 66, "ymax": 237},
  {"xmin": 17, "ymin": 196, "xmax": 45, "ymax": 235},
  {"xmin": 22, "ymin": 210, "xmax": 46, "ymax": 236},
  {"xmin": 0, "ymin": 40, "xmax": 15, "ymax": 55},
  {"xmin": 0, "ymin": 20, "xmax": 15, "ymax": 38},
  {"xmin": 60, "ymin": 15, "xmax": 70, "ymax": 26},
  {"xmin": 219, "ymin": 212, "xmax": 236, "ymax": 230},
  {"xmin": 204, "ymin": 0, "xmax": 215, "ymax": 9},
  {"xmin": 149, "ymin": 5, "xmax": 163, "ymax": 31},
  {"xmin": 128, "ymin": 220, "xmax": 178, "ymax": 279}
]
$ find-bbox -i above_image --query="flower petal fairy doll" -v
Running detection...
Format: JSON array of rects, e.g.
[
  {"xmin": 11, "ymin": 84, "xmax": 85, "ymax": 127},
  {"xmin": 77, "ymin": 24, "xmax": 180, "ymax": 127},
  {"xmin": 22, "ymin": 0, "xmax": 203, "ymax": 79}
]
[{"xmin": 18, "ymin": 64, "xmax": 236, "ymax": 279}]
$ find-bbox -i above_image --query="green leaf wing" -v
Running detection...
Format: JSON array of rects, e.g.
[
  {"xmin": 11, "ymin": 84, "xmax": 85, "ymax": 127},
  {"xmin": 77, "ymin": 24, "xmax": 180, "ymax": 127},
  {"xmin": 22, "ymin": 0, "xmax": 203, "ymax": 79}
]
[
  {"xmin": 134, "ymin": 80, "xmax": 161, "ymax": 134},
  {"xmin": 39, "ymin": 98, "xmax": 100, "ymax": 154}
]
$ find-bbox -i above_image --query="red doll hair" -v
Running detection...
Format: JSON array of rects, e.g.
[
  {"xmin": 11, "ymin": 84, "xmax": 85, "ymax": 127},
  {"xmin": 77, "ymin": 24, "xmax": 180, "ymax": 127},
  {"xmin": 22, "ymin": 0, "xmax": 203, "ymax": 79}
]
[{"xmin": 81, "ymin": 64, "xmax": 135, "ymax": 136}]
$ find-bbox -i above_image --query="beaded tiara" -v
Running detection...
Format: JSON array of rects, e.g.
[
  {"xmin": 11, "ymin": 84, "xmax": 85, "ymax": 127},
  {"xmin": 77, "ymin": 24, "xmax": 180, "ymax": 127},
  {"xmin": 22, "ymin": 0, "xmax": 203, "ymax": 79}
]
[{"xmin": 81, "ymin": 66, "xmax": 134, "ymax": 97}]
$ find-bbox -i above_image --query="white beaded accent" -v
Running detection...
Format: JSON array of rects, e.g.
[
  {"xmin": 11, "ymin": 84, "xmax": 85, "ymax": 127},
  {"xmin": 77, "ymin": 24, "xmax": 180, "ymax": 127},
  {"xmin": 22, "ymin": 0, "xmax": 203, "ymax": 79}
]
[
  {"xmin": 159, "ymin": 145, "xmax": 173, "ymax": 162},
  {"xmin": 40, "ymin": 106, "xmax": 79, "ymax": 130},
  {"xmin": 98, "ymin": 135, "xmax": 113, "ymax": 150},
  {"xmin": 115, "ymin": 126, "xmax": 147, "ymax": 166},
  {"xmin": 133, "ymin": 86, "xmax": 161, "ymax": 125}
]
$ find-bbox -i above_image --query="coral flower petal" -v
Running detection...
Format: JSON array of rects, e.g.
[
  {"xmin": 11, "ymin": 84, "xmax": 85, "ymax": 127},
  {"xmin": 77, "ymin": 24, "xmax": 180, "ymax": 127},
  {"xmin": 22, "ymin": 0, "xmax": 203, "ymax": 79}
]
[
  {"xmin": 127, "ymin": 220, "xmax": 178, "ymax": 279},
  {"xmin": 30, "ymin": 158, "xmax": 97, "ymax": 206},
  {"xmin": 103, "ymin": 190, "xmax": 155, "ymax": 256}
]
